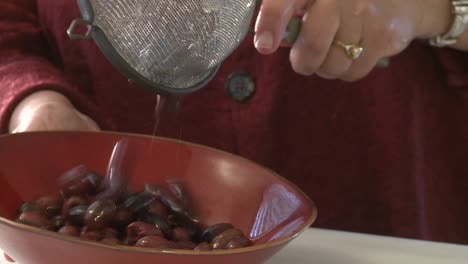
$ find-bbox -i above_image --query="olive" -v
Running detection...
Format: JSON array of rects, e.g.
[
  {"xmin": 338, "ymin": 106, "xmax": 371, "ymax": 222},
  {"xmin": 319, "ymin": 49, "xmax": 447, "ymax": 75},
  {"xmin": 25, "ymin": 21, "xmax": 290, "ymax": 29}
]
[
  {"xmin": 201, "ymin": 223, "xmax": 234, "ymax": 243},
  {"xmin": 113, "ymin": 207, "xmax": 134, "ymax": 229},
  {"xmin": 80, "ymin": 226, "xmax": 104, "ymax": 241},
  {"xmin": 103, "ymin": 227, "xmax": 119, "ymax": 238},
  {"xmin": 123, "ymin": 192, "xmax": 155, "ymax": 214},
  {"xmin": 167, "ymin": 181, "xmax": 190, "ymax": 207},
  {"xmin": 144, "ymin": 184, "xmax": 198, "ymax": 223},
  {"xmin": 211, "ymin": 228, "xmax": 244, "ymax": 250},
  {"xmin": 84, "ymin": 172, "xmax": 103, "ymax": 194},
  {"xmin": 141, "ymin": 213, "xmax": 171, "ymax": 239},
  {"xmin": 62, "ymin": 196, "xmax": 88, "ymax": 218},
  {"xmin": 59, "ymin": 165, "xmax": 90, "ymax": 196},
  {"xmin": 17, "ymin": 211, "xmax": 52, "ymax": 230},
  {"xmin": 125, "ymin": 221, "xmax": 164, "ymax": 246},
  {"xmin": 18, "ymin": 202, "xmax": 44, "ymax": 214},
  {"xmin": 68, "ymin": 205, "xmax": 88, "ymax": 226},
  {"xmin": 225, "ymin": 236, "xmax": 252, "ymax": 249},
  {"xmin": 147, "ymin": 199, "xmax": 168, "ymax": 219},
  {"xmin": 172, "ymin": 227, "xmax": 191, "ymax": 242},
  {"xmin": 36, "ymin": 194, "xmax": 63, "ymax": 216},
  {"xmin": 166, "ymin": 214, "xmax": 202, "ymax": 241},
  {"xmin": 58, "ymin": 225, "xmax": 80, "ymax": 237},
  {"xmin": 84, "ymin": 200, "xmax": 117, "ymax": 230},
  {"xmin": 194, "ymin": 242, "xmax": 212, "ymax": 251},
  {"xmin": 135, "ymin": 235, "xmax": 172, "ymax": 248},
  {"xmin": 52, "ymin": 215, "xmax": 65, "ymax": 230}
]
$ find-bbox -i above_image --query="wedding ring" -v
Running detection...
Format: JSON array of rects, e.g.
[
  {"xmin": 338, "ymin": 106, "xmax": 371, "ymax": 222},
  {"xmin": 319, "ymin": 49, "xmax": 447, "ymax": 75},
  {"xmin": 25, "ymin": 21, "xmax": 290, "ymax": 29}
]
[{"xmin": 335, "ymin": 41, "xmax": 364, "ymax": 60}]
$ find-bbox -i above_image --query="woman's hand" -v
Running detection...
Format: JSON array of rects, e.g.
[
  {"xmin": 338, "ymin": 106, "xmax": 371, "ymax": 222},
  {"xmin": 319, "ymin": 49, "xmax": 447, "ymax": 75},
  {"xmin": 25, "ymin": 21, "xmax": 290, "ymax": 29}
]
[
  {"xmin": 8, "ymin": 90, "xmax": 99, "ymax": 133},
  {"xmin": 254, "ymin": 0, "xmax": 454, "ymax": 81}
]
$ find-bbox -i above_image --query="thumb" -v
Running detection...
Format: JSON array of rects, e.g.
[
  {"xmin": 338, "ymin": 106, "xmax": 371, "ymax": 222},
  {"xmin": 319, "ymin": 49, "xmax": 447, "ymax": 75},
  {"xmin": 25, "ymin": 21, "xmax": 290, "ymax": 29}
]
[{"xmin": 254, "ymin": 0, "xmax": 308, "ymax": 54}]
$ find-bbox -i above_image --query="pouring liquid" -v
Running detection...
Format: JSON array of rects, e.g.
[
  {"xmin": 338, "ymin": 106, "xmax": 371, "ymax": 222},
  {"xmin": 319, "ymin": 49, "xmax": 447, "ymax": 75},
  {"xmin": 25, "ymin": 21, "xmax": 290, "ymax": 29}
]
[{"xmin": 149, "ymin": 94, "xmax": 184, "ymax": 157}]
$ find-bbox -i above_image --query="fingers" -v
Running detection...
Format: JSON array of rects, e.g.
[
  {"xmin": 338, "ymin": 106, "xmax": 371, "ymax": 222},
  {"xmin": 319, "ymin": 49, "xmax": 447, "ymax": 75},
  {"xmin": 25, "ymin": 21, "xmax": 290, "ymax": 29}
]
[
  {"xmin": 289, "ymin": 0, "xmax": 340, "ymax": 76},
  {"xmin": 10, "ymin": 106, "xmax": 100, "ymax": 133},
  {"xmin": 316, "ymin": 6, "xmax": 363, "ymax": 79},
  {"xmin": 11, "ymin": 118, "xmax": 47, "ymax": 133},
  {"xmin": 254, "ymin": 0, "xmax": 309, "ymax": 54},
  {"xmin": 255, "ymin": 0, "xmax": 416, "ymax": 81},
  {"xmin": 77, "ymin": 112, "xmax": 101, "ymax": 131},
  {"xmin": 340, "ymin": 34, "xmax": 379, "ymax": 81},
  {"xmin": 341, "ymin": 13, "xmax": 386, "ymax": 82}
]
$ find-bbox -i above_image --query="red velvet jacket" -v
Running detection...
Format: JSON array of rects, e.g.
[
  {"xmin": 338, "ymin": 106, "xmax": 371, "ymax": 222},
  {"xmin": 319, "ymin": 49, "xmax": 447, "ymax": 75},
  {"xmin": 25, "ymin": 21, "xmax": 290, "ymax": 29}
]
[{"xmin": 2, "ymin": 0, "xmax": 468, "ymax": 245}]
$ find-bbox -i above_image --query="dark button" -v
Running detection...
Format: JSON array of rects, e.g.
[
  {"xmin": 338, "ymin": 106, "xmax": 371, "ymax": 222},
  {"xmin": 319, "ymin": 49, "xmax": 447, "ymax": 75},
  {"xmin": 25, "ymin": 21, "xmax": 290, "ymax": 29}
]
[{"xmin": 226, "ymin": 72, "xmax": 256, "ymax": 102}]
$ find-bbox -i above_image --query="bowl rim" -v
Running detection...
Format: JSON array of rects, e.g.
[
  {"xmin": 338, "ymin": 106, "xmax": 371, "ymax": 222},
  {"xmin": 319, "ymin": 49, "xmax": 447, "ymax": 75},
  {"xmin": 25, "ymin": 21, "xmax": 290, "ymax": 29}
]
[{"xmin": 0, "ymin": 130, "xmax": 318, "ymax": 256}]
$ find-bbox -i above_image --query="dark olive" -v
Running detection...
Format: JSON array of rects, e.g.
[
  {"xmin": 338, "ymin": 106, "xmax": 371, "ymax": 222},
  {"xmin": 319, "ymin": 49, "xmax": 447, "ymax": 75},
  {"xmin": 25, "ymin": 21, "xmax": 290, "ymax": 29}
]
[
  {"xmin": 123, "ymin": 192, "xmax": 155, "ymax": 214},
  {"xmin": 201, "ymin": 223, "xmax": 234, "ymax": 243},
  {"xmin": 66, "ymin": 172, "xmax": 102, "ymax": 197},
  {"xmin": 103, "ymin": 227, "xmax": 119, "ymax": 238},
  {"xmin": 84, "ymin": 200, "xmax": 117, "ymax": 230},
  {"xmin": 113, "ymin": 207, "xmax": 134, "ymax": 229},
  {"xmin": 144, "ymin": 184, "xmax": 198, "ymax": 223},
  {"xmin": 80, "ymin": 226, "xmax": 104, "ymax": 241},
  {"xmin": 126, "ymin": 221, "xmax": 164, "ymax": 246},
  {"xmin": 167, "ymin": 214, "xmax": 202, "ymax": 241},
  {"xmin": 17, "ymin": 211, "xmax": 52, "ymax": 230},
  {"xmin": 19, "ymin": 202, "xmax": 44, "ymax": 214},
  {"xmin": 36, "ymin": 194, "xmax": 63, "ymax": 216},
  {"xmin": 147, "ymin": 199, "xmax": 168, "ymax": 219},
  {"xmin": 172, "ymin": 227, "xmax": 191, "ymax": 242},
  {"xmin": 68, "ymin": 205, "xmax": 88, "ymax": 226},
  {"xmin": 225, "ymin": 236, "xmax": 252, "ymax": 249},
  {"xmin": 141, "ymin": 213, "xmax": 171, "ymax": 238},
  {"xmin": 59, "ymin": 165, "xmax": 90, "ymax": 196},
  {"xmin": 58, "ymin": 225, "xmax": 80, "ymax": 237},
  {"xmin": 145, "ymin": 184, "xmax": 199, "ymax": 228},
  {"xmin": 167, "ymin": 181, "xmax": 190, "ymax": 207},
  {"xmin": 83, "ymin": 172, "xmax": 103, "ymax": 194},
  {"xmin": 62, "ymin": 196, "xmax": 88, "ymax": 218},
  {"xmin": 194, "ymin": 242, "xmax": 212, "ymax": 251},
  {"xmin": 135, "ymin": 235, "xmax": 171, "ymax": 248},
  {"xmin": 211, "ymin": 228, "xmax": 244, "ymax": 250},
  {"xmin": 52, "ymin": 215, "xmax": 65, "ymax": 230}
]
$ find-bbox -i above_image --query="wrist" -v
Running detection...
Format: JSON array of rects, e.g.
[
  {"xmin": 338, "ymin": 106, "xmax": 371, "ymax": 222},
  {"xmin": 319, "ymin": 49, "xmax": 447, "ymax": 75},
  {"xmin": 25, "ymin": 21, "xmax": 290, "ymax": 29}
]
[{"xmin": 8, "ymin": 90, "xmax": 73, "ymax": 132}]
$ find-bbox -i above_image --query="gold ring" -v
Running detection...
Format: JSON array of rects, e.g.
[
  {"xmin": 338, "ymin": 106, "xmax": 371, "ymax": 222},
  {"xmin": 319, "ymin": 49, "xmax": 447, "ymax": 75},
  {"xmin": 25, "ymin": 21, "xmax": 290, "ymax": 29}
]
[{"xmin": 335, "ymin": 41, "xmax": 363, "ymax": 60}]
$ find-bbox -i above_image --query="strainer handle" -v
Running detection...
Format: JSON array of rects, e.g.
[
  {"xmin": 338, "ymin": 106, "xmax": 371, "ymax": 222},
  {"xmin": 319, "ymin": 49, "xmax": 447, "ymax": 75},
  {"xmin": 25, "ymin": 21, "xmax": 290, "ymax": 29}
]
[
  {"xmin": 282, "ymin": 17, "xmax": 302, "ymax": 46},
  {"xmin": 67, "ymin": 18, "xmax": 93, "ymax": 41}
]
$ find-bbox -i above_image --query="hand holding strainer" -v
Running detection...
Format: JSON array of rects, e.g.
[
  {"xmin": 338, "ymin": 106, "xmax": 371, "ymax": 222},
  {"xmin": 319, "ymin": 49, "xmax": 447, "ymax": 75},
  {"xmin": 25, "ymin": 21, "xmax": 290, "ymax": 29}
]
[
  {"xmin": 67, "ymin": 0, "xmax": 302, "ymax": 95},
  {"xmin": 67, "ymin": 0, "xmax": 387, "ymax": 95}
]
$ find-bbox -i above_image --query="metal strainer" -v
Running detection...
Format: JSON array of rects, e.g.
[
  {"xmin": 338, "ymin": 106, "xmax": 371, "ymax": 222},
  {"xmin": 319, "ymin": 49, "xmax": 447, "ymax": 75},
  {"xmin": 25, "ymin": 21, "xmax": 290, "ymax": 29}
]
[{"xmin": 67, "ymin": 0, "xmax": 261, "ymax": 95}]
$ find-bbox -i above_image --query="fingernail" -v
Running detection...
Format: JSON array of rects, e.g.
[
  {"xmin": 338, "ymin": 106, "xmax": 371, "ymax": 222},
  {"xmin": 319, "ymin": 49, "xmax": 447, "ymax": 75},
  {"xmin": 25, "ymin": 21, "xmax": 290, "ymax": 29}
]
[{"xmin": 255, "ymin": 31, "xmax": 274, "ymax": 50}]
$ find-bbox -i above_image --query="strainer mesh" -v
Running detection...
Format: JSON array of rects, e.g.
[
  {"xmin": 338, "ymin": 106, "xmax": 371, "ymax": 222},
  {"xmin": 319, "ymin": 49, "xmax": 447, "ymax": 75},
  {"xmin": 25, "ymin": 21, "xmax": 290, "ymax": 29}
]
[{"xmin": 90, "ymin": 0, "xmax": 256, "ymax": 90}]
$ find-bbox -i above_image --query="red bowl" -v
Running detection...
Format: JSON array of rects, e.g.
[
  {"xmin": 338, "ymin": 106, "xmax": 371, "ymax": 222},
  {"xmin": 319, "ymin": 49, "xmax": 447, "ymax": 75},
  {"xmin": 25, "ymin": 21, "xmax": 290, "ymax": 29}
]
[{"xmin": 0, "ymin": 131, "xmax": 317, "ymax": 264}]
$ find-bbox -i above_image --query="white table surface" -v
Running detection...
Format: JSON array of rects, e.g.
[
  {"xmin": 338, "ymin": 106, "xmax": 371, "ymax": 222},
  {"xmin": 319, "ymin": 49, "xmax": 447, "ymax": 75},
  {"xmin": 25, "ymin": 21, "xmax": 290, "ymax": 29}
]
[
  {"xmin": 2, "ymin": 228, "xmax": 468, "ymax": 264},
  {"xmin": 267, "ymin": 228, "xmax": 468, "ymax": 264}
]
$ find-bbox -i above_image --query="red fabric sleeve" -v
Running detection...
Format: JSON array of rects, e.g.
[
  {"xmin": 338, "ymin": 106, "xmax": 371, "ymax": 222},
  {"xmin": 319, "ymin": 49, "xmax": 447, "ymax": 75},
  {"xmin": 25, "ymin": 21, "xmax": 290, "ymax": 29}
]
[{"xmin": 0, "ymin": 0, "xmax": 103, "ymax": 133}]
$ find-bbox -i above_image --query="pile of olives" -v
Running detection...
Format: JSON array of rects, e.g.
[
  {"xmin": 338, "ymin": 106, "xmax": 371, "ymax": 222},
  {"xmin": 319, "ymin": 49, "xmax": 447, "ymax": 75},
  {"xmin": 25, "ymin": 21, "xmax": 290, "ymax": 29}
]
[{"xmin": 15, "ymin": 164, "xmax": 252, "ymax": 251}]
